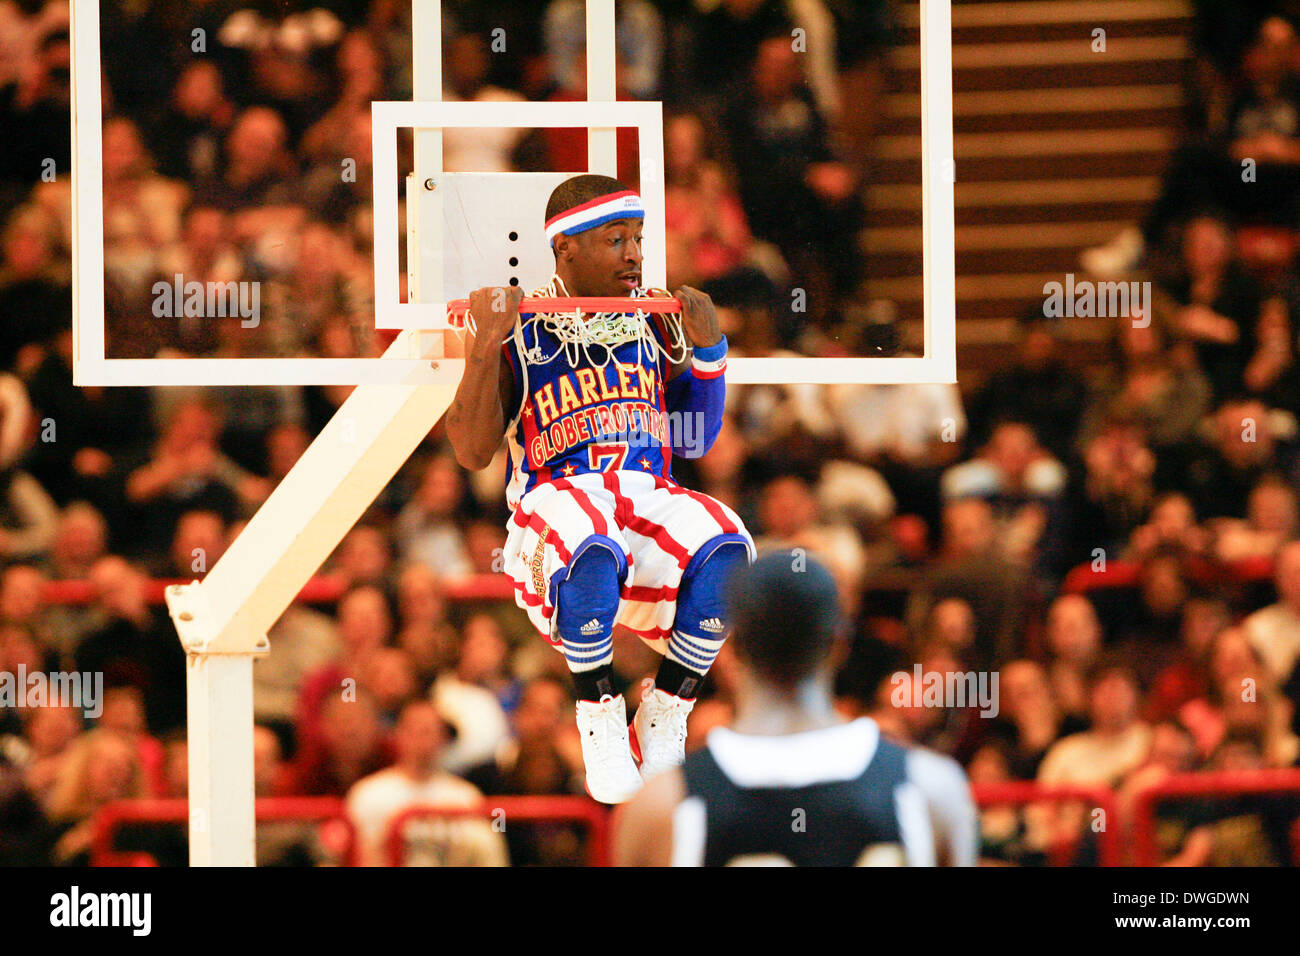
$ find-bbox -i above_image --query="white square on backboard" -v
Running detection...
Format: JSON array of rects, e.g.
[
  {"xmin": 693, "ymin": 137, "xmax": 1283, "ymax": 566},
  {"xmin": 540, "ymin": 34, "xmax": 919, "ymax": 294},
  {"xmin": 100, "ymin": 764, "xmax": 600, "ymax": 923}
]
[{"xmin": 371, "ymin": 99, "xmax": 668, "ymax": 331}]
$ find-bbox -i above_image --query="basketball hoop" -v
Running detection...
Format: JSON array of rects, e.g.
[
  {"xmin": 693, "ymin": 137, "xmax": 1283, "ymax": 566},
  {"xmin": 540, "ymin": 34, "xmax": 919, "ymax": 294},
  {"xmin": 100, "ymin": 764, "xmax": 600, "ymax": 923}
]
[{"xmin": 445, "ymin": 296, "xmax": 683, "ymax": 328}]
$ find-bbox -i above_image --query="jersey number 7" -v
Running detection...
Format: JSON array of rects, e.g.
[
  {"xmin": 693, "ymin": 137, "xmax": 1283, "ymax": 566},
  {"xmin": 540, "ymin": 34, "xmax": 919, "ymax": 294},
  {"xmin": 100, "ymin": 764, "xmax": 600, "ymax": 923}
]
[{"xmin": 588, "ymin": 442, "xmax": 629, "ymax": 472}]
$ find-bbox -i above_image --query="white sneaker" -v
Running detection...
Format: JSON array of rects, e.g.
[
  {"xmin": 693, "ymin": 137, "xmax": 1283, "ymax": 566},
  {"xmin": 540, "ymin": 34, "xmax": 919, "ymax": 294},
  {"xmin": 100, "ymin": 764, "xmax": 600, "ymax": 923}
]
[
  {"xmin": 630, "ymin": 687, "xmax": 695, "ymax": 780},
  {"xmin": 575, "ymin": 695, "xmax": 644, "ymax": 804}
]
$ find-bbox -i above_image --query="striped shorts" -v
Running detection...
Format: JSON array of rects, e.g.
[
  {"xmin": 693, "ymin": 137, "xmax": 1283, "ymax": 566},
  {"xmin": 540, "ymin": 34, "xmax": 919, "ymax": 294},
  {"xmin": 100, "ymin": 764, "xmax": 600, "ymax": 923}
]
[{"xmin": 501, "ymin": 470, "xmax": 756, "ymax": 652}]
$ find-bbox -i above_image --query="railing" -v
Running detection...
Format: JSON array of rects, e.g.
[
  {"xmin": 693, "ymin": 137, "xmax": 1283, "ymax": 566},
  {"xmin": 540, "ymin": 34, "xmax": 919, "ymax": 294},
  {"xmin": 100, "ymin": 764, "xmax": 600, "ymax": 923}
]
[
  {"xmin": 89, "ymin": 775, "xmax": 1300, "ymax": 866},
  {"xmin": 1130, "ymin": 768, "xmax": 1300, "ymax": 866},
  {"xmin": 971, "ymin": 781, "xmax": 1122, "ymax": 867},
  {"xmin": 383, "ymin": 796, "xmax": 611, "ymax": 867},
  {"xmin": 1061, "ymin": 556, "xmax": 1274, "ymax": 595},
  {"xmin": 91, "ymin": 797, "xmax": 355, "ymax": 866},
  {"xmin": 44, "ymin": 573, "xmax": 515, "ymax": 607}
]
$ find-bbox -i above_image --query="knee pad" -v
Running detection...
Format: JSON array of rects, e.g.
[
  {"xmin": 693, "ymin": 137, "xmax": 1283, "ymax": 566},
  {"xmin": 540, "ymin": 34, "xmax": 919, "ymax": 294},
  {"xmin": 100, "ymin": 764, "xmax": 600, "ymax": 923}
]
[
  {"xmin": 553, "ymin": 536, "xmax": 625, "ymax": 653},
  {"xmin": 675, "ymin": 536, "xmax": 751, "ymax": 639}
]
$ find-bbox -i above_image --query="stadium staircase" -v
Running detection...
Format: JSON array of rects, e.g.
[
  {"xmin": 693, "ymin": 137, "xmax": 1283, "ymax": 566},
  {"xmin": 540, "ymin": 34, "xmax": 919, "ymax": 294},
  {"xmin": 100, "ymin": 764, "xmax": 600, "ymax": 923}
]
[{"xmin": 862, "ymin": 0, "xmax": 1195, "ymax": 387}]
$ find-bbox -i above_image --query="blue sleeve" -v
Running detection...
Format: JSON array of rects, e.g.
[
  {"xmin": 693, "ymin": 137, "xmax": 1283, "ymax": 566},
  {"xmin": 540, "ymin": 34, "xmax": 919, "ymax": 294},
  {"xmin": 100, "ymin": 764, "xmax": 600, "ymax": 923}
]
[{"xmin": 665, "ymin": 337, "xmax": 728, "ymax": 459}]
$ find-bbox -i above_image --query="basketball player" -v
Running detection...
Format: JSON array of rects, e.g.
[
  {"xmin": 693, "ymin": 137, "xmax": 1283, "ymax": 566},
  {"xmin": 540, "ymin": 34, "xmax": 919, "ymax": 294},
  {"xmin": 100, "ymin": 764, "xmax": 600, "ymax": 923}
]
[
  {"xmin": 614, "ymin": 551, "xmax": 979, "ymax": 865},
  {"xmin": 446, "ymin": 174, "xmax": 755, "ymax": 804}
]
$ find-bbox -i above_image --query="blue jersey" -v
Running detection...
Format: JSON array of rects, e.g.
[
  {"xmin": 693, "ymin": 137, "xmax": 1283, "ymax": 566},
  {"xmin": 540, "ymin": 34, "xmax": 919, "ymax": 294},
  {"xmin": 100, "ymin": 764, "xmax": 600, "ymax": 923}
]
[{"xmin": 500, "ymin": 293, "xmax": 678, "ymax": 512}]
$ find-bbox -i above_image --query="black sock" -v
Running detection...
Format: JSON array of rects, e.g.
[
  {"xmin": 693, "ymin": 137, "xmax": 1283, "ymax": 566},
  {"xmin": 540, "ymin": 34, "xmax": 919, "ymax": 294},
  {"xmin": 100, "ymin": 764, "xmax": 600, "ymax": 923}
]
[
  {"xmin": 654, "ymin": 658, "xmax": 706, "ymax": 700},
  {"xmin": 572, "ymin": 665, "xmax": 618, "ymax": 703}
]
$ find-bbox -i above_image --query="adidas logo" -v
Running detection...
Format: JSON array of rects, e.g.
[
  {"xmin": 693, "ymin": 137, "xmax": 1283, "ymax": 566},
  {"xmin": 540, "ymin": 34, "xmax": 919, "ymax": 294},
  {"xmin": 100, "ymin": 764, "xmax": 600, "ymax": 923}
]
[
  {"xmin": 579, "ymin": 618, "xmax": 604, "ymax": 636},
  {"xmin": 699, "ymin": 617, "xmax": 725, "ymax": 634}
]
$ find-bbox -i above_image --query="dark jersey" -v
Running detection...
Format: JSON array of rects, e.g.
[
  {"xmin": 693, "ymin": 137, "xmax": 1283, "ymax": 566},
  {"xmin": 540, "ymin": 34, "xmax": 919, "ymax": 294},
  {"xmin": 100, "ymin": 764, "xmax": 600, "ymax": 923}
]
[{"xmin": 676, "ymin": 718, "xmax": 976, "ymax": 867}]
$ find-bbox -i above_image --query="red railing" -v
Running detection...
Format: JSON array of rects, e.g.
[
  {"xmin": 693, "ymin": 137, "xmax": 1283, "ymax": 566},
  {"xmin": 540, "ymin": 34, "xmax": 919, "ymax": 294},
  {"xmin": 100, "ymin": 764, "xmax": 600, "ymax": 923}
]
[
  {"xmin": 91, "ymin": 797, "xmax": 355, "ymax": 866},
  {"xmin": 89, "ymin": 777, "xmax": 1300, "ymax": 866},
  {"xmin": 44, "ymin": 573, "xmax": 515, "ymax": 607},
  {"xmin": 1061, "ymin": 556, "xmax": 1274, "ymax": 595},
  {"xmin": 971, "ymin": 781, "xmax": 1122, "ymax": 867},
  {"xmin": 1130, "ymin": 769, "xmax": 1300, "ymax": 866},
  {"xmin": 383, "ymin": 796, "xmax": 611, "ymax": 867}
]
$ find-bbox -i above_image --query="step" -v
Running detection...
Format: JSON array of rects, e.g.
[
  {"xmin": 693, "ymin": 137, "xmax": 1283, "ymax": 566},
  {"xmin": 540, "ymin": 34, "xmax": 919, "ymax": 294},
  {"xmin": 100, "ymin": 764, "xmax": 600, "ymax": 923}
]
[
  {"xmin": 883, "ymin": 85, "xmax": 1184, "ymax": 119},
  {"xmin": 889, "ymin": 35, "xmax": 1188, "ymax": 71},
  {"xmin": 881, "ymin": 105, "xmax": 1184, "ymax": 135},
  {"xmin": 897, "ymin": 0, "xmax": 1192, "ymax": 30},
  {"xmin": 863, "ymin": 219, "xmax": 1134, "ymax": 254},
  {"xmin": 887, "ymin": 59, "xmax": 1186, "ymax": 93},
  {"xmin": 865, "ymin": 272, "xmax": 1068, "ymax": 302},
  {"xmin": 866, "ymin": 246, "xmax": 1106, "ymax": 279},
  {"xmin": 870, "ymin": 176, "xmax": 1159, "ymax": 210},
  {"xmin": 873, "ymin": 126, "xmax": 1175, "ymax": 161},
  {"xmin": 869, "ymin": 150, "xmax": 1174, "ymax": 184}
]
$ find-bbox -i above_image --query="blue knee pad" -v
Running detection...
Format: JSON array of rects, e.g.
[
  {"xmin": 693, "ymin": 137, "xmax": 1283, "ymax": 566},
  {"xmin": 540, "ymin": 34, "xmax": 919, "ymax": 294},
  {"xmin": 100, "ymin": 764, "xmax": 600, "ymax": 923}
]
[
  {"xmin": 674, "ymin": 536, "xmax": 751, "ymax": 642},
  {"xmin": 552, "ymin": 537, "xmax": 625, "ymax": 669}
]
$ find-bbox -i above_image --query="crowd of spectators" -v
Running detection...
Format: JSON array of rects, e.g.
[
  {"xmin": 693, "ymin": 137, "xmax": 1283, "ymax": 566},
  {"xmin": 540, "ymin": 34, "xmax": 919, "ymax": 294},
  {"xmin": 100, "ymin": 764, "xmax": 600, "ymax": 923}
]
[{"xmin": 0, "ymin": 0, "xmax": 1298, "ymax": 867}]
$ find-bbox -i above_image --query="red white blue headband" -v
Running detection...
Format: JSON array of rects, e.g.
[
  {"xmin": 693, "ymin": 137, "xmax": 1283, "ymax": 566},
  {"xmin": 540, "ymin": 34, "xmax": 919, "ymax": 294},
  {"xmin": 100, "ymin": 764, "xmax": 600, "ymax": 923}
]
[{"xmin": 545, "ymin": 190, "xmax": 645, "ymax": 243}]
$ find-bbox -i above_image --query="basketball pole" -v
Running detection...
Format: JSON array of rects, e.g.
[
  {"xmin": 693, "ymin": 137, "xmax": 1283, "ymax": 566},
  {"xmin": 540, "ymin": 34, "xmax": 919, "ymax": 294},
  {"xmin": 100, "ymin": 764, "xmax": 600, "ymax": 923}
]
[{"xmin": 167, "ymin": 334, "xmax": 456, "ymax": 865}]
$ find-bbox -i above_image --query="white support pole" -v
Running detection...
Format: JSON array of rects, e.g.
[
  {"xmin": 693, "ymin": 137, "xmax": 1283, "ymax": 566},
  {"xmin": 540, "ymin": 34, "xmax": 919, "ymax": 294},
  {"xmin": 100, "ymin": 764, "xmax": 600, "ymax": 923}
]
[
  {"xmin": 170, "ymin": 330, "xmax": 458, "ymax": 864},
  {"xmin": 919, "ymin": 0, "xmax": 957, "ymax": 383},
  {"xmin": 410, "ymin": 0, "xmax": 445, "ymax": 330},
  {"xmin": 586, "ymin": 0, "xmax": 618, "ymax": 176},
  {"xmin": 185, "ymin": 655, "xmax": 256, "ymax": 867}
]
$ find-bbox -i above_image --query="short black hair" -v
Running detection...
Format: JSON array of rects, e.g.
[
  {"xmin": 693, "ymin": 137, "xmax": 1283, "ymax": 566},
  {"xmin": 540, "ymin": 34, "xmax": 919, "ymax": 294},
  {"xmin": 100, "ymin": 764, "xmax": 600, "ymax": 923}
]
[
  {"xmin": 545, "ymin": 174, "xmax": 632, "ymax": 225},
  {"xmin": 726, "ymin": 550, "xmax": 842, "ymax": 687}
]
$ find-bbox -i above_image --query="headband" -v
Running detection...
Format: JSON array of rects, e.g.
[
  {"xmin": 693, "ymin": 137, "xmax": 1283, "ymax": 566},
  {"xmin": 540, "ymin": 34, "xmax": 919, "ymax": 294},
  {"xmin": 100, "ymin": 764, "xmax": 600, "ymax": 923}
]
[{"xmin": 544, "ymin": 190, "xmax": 645, "ymax": 242}]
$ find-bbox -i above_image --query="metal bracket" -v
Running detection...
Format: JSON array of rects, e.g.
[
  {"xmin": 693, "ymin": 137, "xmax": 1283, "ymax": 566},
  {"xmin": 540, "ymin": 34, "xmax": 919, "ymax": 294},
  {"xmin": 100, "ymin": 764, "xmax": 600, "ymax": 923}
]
[{"xmin": 166, "ymin": 582, "xmax": 270, "ymax": 657}]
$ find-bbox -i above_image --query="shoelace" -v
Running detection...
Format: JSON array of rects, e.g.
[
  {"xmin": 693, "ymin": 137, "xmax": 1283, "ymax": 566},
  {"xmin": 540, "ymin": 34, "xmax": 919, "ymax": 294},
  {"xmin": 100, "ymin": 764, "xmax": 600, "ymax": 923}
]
[
  {"xmin": 643, "ymin": 695, "xmax": 689, "ymax": 762},
  {"xmin": 585, "ymin": 694, "xmax": 624, "ymax": 759}
]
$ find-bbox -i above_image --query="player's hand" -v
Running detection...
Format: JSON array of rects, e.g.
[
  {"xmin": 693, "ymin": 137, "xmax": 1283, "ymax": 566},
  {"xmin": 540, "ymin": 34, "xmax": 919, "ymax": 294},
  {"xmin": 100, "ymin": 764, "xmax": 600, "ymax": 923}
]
[
  {"xmin": 467, "ymin": 286, "xmax": 523, "ymax": 350},
  {"xmin": 673, "ymin": 286, "xmax": 721, "ymax": 349}
]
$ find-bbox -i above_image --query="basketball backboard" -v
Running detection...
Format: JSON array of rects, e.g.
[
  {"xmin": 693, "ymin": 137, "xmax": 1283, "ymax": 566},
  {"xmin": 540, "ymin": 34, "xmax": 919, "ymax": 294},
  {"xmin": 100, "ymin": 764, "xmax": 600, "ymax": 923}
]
[{"xmin": 70, "ymin": 0, "xmax": 955, "ymax": 387}]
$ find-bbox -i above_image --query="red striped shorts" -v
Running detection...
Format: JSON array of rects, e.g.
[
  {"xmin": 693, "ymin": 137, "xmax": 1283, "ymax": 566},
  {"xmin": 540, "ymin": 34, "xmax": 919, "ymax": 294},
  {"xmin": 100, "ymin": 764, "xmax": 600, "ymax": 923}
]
[{"xmin": 502, "ymin": 470, "xmax": 756, "ymax": 652}]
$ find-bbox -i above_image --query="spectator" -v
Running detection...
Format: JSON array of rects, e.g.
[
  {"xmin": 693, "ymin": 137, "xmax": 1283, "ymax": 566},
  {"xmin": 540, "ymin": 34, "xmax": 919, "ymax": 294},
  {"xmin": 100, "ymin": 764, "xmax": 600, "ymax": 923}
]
[
  {"xmin": 1242, "ymin": 538, "xmax": 1300, "ymax": 683},
  {"xmin": 1042, "ymin": 595, "xmax": 1104, "ymax": 725},
  {"xmin": 287, "ymin": 690, "xmax": 392, "ymax": 798},
  {"xmin": 663, "ymin": 112, "xmax": 756, "ymax": 288},
  {"xmin": 966, "ymin": 314, "xmax": 1089, "ymax": 461},
  {"xmin": 719, "ymin": 33, "xmax": 862, "ymax": 325},
  {"xmin": 909, "ymin": 498, "xmax": 1030, "ymax": 668},
  {"xmin": 346, "ymin": 699, "xmax": 507, "ymax": 866},
  {"xmin": 1160, "ymin": 214, "xmax": 1263, "ymax": 399},
  {"xmin": 0, "ymin": 204, "xmax": 67, "ymax": 371},
  {"xmin": 990, "ymin": 660, "xmax": 1085, "ymax": 780},
  {"xmin": 73, "ymin": 557, "xmax": 186, "ymax": 735},
  {"xmin": 152, "ymin": 61, "xmax": 236, "ymax": 185},
  {"xmin": 394, "ymin": 562, "xmax": 458, "ymax": 685},
  {"xmin": 1163, "ymin": 397, "xmax": 1300, "ymax": 521},
  {"xmin": 438, "ymin": 32, "xmax": 529, "ymax": 173},
  {"xmin": 1210, "ymin": 473, "xmax": 1299, "ymax": 561},
  {"xmin": 754, "ymin": 471, "xmax": 867, "ymax": 616},
  {"xmin": 45, "ymin": 728, "xmax": 147, "ymax": 865},
  {"xmin": 124, "ymin": 397, "xmax": 270, "ymax": 558},
  {"xmin": 394, "ymin": 454, "xmax": 474, "ymax": 578},
  {"xmin": 1037, "ymin": 662, "xmax": 1153, "ymax": 846},
  {"xmin": 296, "ymin": 583, "xmax": 394, "ymax": 751}
]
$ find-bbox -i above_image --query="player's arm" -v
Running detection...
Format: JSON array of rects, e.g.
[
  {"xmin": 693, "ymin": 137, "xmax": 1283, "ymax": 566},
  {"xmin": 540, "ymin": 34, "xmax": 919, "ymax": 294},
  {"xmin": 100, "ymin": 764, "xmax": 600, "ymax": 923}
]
[
  {"xmin": 665, "ymin": 285, "xmax": 728, "ymax": 459},
  {"xmin": 445, "ymin": 286, "xmax": 521, "ymax": 471},
  {"xmin": 612, "ymin": 767, "xmax": 686, "ymax": 866}
]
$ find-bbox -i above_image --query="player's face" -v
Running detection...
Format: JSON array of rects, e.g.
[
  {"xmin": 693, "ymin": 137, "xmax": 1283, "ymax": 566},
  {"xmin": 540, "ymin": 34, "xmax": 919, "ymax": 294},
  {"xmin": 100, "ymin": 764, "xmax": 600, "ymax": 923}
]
[{"xmin": 569, "ymin": 219, "xmax": 643, "ymax": 297}]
